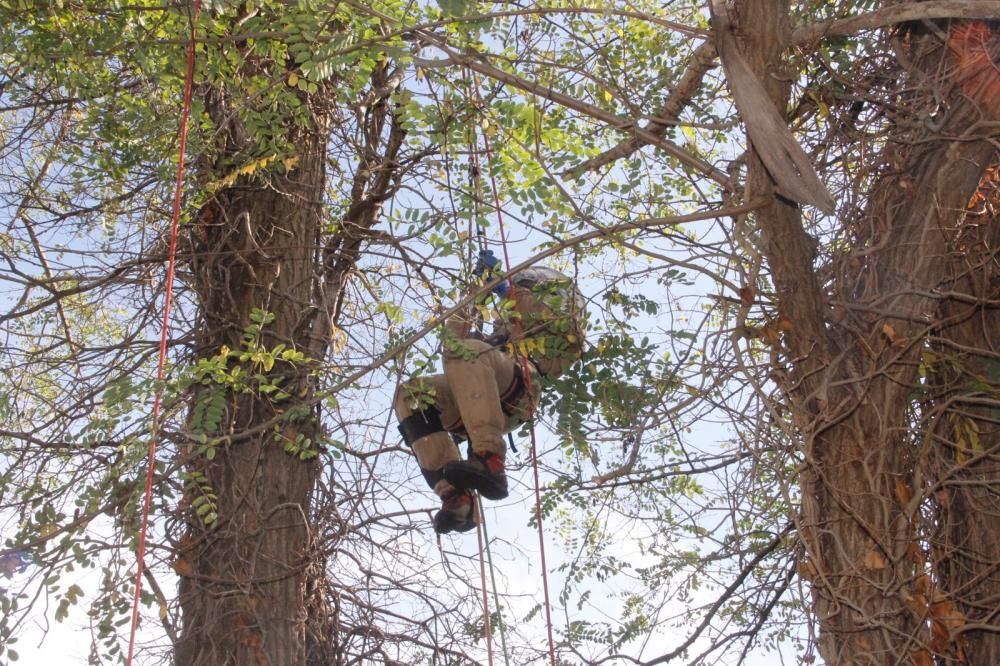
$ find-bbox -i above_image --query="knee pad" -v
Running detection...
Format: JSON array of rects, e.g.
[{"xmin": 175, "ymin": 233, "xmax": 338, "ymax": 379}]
[
  {"xmin": 398, "ymin": 408, "xmax": 450, "ymax": 490},
  {"xmin": 398, "ymin": 405, "xmax": 445, "ymax": 446}
]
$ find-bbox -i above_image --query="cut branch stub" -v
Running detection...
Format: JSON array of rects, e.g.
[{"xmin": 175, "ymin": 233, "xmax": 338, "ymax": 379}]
[{"xmin": 711, "ymin": 0, "xmax": 835, "ymax": 213}]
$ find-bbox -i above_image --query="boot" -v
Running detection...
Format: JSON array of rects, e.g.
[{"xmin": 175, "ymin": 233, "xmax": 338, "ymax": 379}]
[
  {"xmin": 442, "ymin": 451, "xmax": 508, "ymax": 500},
  {"xmin": 434, "ymin": 490, "xmax": 476, "ymax": 534}
]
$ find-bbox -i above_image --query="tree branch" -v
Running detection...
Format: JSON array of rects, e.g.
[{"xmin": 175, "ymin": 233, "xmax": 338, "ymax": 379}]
[
  {"xmin": 638, "ymin": 524, "xmax": 794, "ymax": 666},
  {"xmin": 791, "ymin": 0, "xmax": 1000, "ymax": 46},
  {"xmin": 413, "ymin": 38, "xmax": 734, "ymax": 190},
  {"xmin": 562, "ymin": 40, "xmax": 719, "ymax": 178}
]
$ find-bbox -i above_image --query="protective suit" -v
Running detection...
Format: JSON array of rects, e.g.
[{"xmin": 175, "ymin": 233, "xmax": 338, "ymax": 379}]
[{"xmin": 394, "ymin": 266, "xmax": 586, "ymax": 533}]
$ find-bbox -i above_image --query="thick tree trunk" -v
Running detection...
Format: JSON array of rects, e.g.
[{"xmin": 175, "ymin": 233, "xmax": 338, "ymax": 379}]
[
  {"xmin": 170, "ymin": 45, "xmax": 405, "ymax": 661},
  {"xmin": 732, "ymin": 1, "xmax": 999, "ymax": 662},
  {"xmin": 933, "ymin": 308, "xmax": 1000, "ymax": 665},
  {"xmin": 174, "ymin": 120, "xmax": 329, "ymax": 666},
  {"xmin": 930, "ymin": 176, "xmax": 1000, "ymax": 664},
  {"xmin": 734, "ymin": 1, "xmax": 919, "ymax": 660},
  {"xmin": 800, "ymin": 138, "xmax": 994, "ymax": 666}
]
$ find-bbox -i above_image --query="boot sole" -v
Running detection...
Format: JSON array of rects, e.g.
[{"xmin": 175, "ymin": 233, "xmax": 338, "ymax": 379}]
[
  {"xmin": 435, "ymin": 516, "xmax": 476, "ymax": 534},
  {"xmin": 443, "ymin": 463, "xmax": 509, "ymax": 500}
]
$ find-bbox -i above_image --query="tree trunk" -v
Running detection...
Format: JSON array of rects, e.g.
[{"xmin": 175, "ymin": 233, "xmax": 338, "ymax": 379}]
[
  {"xmin": 174, "ymin": 118, "xmax": 329, "ymax": 666},
  {"xmin": 734, "ymin": 1, "xmax": 918, "ymax": 660},
  {"xmin": 930, "ymin": 170, "xmax": 1000, "ymax": 664},
  {"xmin": 169, "ymin": 40, "xmax": 407, "ymax": 660},
  {"xmin": 801, "ymin": 137, "xmax": 994, "ymax": 666},
  {"xmin": 732, "ymin": 1, "xmax": 999, "ymax": 662}
]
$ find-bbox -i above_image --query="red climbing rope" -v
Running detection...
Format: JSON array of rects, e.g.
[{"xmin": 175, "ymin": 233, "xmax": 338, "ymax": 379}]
[
  {"xmin": 126, "ymin": 3, "xmax": 200, "ymax": 664},
  {"xmin": 471, "ymin": 81, "xmax": 558, "ymax": 666}
]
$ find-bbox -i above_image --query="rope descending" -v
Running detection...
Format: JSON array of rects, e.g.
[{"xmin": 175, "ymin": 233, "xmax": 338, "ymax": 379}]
[
  {"xmin": 126, "ymin": 3, "xmax": 200, "ymax": 664},
  {"xmin": 467, "ymin": 71, "xmax": 559, "ymax": 666}
]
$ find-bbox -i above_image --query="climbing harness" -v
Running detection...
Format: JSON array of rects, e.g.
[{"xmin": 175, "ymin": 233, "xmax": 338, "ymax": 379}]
[
  {"xmin": 498, "ymin": 362, "xmax": 528, "ymax": 418},
  {"xmin": 126, "ymin": 3, "xmax": 200, "ymax": 664}
]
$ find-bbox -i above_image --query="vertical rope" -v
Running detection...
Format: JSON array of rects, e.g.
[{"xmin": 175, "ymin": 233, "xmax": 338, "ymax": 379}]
[
  {"xmin": 464, "ymin": 67, "xmax": 490, "ymax": 338},
  {"xmin": 464, "ymin": 67, "xmax": 488, "ymax": 254},
  {"xmin": 475, "ymin": 496, "xmax": 495, "ymax": 666},
  {"xmin": 126, "ymin": 3, "xmax": 200, "ymax": 663},
  {"xmin": 480, "ymin": 498, "xmax": 512, "ymax": 666},
  {"xmin": 469, "ymin": 75, "xmax": 558, "ymax": 666}
]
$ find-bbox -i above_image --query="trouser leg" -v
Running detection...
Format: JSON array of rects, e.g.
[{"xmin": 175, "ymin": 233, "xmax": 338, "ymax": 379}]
[
  {"xmin": 443, "ymin": 339, "xmax": 516, "ymax": 458},
  {"xmin": 393, "ymin": 375, "xmax": 461, "ymax": 498},
  {"xmin": 440, "ymin": 339, "xmax": 531, "ymax": 500}
]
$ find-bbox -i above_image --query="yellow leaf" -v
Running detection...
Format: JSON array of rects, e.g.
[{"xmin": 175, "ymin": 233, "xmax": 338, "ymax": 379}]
[
  {"xmin": 159, "ymin": 603, "xmax": 169, "ymax": 620},
  {"xmin": 287, "ymin": 72, "xmax": 299, "ymax": 87},
  {"xmin": 881, "ymin": 322, "xmax": 896, "ymax": 341},
  {"xmin": 330, "ymin": 325, "xmax": 347, "ymax": 354},
  {"xmin": 965, "ymin": 418, "xmax": 981, "ymax": 452},
  {"xmin": 956, "ymin": 444, "xmax": 968, "ymax": 464},
  {"xmin": 603, "ymin": 89, "xmax": 613, "ymax": 103},
  {"xmin": 207, "ymin": 155, "xmax": 278, "ymax": 192},
  {"xmin": 282, "ymin": 155, "xmax": 299, "ymax": 171}
]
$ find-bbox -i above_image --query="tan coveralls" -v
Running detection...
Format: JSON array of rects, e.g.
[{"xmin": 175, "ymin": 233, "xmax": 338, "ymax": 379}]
[{"xmin": 394, "ymin": 267, "xmax": 586, "ymax": 499}]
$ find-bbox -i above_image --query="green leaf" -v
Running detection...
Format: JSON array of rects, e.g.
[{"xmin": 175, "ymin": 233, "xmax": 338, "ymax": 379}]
[{"xmin": 436, "ymin": 0, "xmax": 469, "ymax": 17}]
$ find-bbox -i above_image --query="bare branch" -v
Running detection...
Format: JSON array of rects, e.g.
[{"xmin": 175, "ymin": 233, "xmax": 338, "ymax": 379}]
[{"xmin": 792, "ymin": 0, "xmax": 1000, "ymax": 45}]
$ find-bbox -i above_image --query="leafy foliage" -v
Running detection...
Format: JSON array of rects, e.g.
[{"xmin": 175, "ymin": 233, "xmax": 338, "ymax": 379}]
[{"xmin": 5, "ymin": 0, "xmax": 989, "ymax": 664}]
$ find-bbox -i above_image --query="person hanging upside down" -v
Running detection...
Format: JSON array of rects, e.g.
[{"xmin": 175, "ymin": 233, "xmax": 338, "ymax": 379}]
[{"xmin": 394, "ymin": 257, "xmax": 586, "ymax": 534}]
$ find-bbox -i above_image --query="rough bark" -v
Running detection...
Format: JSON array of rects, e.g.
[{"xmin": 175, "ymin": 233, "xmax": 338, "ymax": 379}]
[
  {"xmin": 733, "ymin": 0, "xmax": 999, "ymax": 662},
  {"xmin": 174, "ymin": 116, "xmax": 330, "ymax": 665},
  {"xmin": 930, "ymin": 171, "xmax": 1000, "ymax": 664},
  {"xmin": 169, "ymin": 44, "xmax": 408, "ymax": 661}
]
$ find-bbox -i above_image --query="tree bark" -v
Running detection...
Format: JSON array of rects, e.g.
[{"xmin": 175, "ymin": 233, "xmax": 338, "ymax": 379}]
[
  {"xmin": 930, "ymin": 171, "xmax": 1000, "ymax": 664},
  {"xmin": 169, "ymin": 42, "xmax": 407, "ymax": 661},
  {"xmin": 174, "ymin": 116, "xmax": 329, "ymax": 665},
  {"xmin": 733, "ymin": 1, "xmax": 999, "ymax": 662}
]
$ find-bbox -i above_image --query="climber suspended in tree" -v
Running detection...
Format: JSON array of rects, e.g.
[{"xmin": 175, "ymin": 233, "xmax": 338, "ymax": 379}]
[{"xmin": 394, "ymin": 251, "xmax": 587, "ymax": 534}]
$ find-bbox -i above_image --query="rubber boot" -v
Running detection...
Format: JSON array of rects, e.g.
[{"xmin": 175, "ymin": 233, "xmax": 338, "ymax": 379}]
[{"xmin": 442, "ymin": 451, "xmax": 508, "ymax": 500}]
